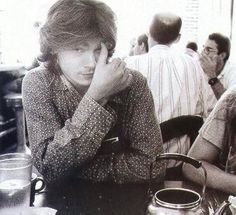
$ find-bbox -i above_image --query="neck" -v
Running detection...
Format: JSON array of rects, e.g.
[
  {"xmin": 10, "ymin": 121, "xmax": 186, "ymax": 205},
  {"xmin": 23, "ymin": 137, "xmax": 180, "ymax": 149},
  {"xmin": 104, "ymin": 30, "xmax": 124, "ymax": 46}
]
[{"xmin": 216, "ymin": 61, "xmax": 226, "ymax": 75}]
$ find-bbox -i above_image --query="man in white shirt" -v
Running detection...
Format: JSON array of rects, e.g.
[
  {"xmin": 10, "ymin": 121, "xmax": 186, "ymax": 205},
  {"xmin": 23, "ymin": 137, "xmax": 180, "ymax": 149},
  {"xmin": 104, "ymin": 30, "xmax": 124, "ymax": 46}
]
[
  {"xmin": 125, "ymin": 13, "xmax": 216, "ymax": 166},
  {"xmin": 185, "ymin": 42, "xmax": 199, "ymax": 61},
  {"xmin": 132, "ymin": 33, "xmax": 149, "ymax": 55},
  {"xmin": 200, "ymin": 33, "xmax": 236, "ymax": 99}
]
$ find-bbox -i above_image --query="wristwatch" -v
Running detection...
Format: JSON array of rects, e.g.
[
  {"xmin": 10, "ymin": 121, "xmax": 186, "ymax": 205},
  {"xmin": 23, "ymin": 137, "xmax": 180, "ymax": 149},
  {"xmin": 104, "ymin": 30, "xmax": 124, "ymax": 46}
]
[{"xmin": 208, "ymin": 77, "xmax": 219, "ymax": 86}]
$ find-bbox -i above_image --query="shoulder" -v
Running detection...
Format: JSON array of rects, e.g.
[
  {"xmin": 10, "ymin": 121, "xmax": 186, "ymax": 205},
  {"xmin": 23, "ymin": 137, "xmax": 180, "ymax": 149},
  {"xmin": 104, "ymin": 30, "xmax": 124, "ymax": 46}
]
[
  {"xmin": 23, "ymin": 65, "xmax": 47, "ymax": 84},
  {"xmin": 119, "ymin": 68, "xmax": 150, "ymax": 101},
  {"xmin": 220, "ymin": 87, "xmax": 236, "ymax": 103},
  {"xmin": 128, "ymin": 68, "xmax": 147, "ymax": 88},
  {"xmin": 22, "ymin": 65, "xmax": 56, "ymax": 98},
  {"xmin": 23, "ymin": 65, "xmax": 55, "ymax": 88},
  {"xmin": 207, "ymin": 87, "xmax": 236, "ymax": 120},
  {"xmin": 219, "ymin": 87, "xmax": 236, "ymax": 109}
]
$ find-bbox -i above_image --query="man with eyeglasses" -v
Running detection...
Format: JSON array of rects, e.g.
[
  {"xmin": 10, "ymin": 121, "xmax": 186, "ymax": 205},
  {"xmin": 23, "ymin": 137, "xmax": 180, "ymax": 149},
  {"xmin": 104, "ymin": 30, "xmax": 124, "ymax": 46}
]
[{"xmin": 200, "ymin": 33, "xmax": 236, "ymax": 99}]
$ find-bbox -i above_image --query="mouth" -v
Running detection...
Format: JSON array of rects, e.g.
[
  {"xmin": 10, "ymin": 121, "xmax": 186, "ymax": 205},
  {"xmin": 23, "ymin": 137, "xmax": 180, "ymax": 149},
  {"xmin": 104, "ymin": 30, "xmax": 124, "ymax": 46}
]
[
  {"xmin": 82, "ymin": 73, "xmax": 94, "ymax": 76},
  {"xmin": 80, "ymin": 73, "xmax": 94, "ymax": 79},
  {"xmin": 81, "ymin": 69, "xmax": 94, "ymax": 75}
]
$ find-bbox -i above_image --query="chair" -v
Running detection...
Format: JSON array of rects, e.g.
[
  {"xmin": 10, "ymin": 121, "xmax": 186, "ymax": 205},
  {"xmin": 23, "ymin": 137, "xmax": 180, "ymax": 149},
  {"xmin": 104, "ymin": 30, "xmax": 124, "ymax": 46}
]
[
  {"xmin": 159, "ymin": 115, "xmax": 204, "ymax": 180},
  {"xmin": 160, "ymin": 115, "xmax": 204, "ymax": 144},
  {"xmin": 4, "ymin": 93, "xmax": 27, "ymax": 152},
  {"xmin": 0, "ymin": 118, "xmax": 17, "ymax": 153}
]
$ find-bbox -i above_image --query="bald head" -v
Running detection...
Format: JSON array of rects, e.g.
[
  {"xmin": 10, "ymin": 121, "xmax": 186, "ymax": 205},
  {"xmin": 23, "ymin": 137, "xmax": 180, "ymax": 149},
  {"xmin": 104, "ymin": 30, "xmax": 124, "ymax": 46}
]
[{"xmin": 149, "ymin": 13, "xmax": 182, "ymax": 45}]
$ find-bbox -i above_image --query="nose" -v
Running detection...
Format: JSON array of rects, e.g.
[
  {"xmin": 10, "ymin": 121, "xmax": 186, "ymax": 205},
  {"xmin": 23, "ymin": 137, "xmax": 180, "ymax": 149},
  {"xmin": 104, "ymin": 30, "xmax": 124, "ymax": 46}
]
[
  {"xmin": 84, "ymin": 53, "xmax": 96, "ymax": 70},
  {"xmin": 201, "ymin": 48, "xmax": 208, "ymax": 56}
]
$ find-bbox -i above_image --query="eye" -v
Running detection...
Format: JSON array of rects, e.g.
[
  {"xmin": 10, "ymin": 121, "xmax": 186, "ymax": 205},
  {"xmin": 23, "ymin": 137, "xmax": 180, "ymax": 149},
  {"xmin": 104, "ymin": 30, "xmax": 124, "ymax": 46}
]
[
  {"xmin": 74, "ymin": 48, "xmax": 83, "ymax": 53},
  {"xmin": 94, "ymin": 48, "xmax": 101, "ymax": 54}
]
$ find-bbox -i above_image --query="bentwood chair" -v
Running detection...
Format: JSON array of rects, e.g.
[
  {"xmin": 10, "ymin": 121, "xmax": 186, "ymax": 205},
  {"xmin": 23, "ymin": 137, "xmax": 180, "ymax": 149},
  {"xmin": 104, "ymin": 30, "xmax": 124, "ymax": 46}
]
[{"xmin": 159, "ymin": 115, "xmax": 204, "ymax": 180}]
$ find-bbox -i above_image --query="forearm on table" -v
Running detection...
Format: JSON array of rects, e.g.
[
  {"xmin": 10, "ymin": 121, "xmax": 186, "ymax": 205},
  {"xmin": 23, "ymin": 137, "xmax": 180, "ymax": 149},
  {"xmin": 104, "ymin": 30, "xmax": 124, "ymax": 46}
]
[
  {"xmin": 29, "ymin": 97, "xmax": 116, "ymax": 183},
  {"xmin": 111, "ymin": 151, "xmax": 165, "ymax": 183},
  {"xmin": 183, "ymin": 161, "xmax": 236, "ymax": 194},
  {"xmin": 33, "ymin": 129, "xmax": 106, "ymax": 183},
  {"xmin": 78, "ymin": 150, "xmax": 165, "ymax": 183}
]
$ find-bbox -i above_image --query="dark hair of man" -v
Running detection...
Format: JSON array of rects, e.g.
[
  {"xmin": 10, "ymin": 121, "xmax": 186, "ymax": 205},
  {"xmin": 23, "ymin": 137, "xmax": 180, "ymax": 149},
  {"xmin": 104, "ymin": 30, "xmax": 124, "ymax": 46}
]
[
  {"xmin": 149, "ymin": 13, "xmax": 182, "ymax": 45},
  {"xmin": 137, "ymin": 34, "xmax": 149, "ymax": 52},
  {"xmin": 209, "ymin": 33, "xmax": 231, "ymax": 63},
  {"xmin": 186, "ymin": 42, "xmax": 198, "ymax": 52},
  {"xmin": 38, "ymin": 0, "xmax": 117, "ymax": 70}
]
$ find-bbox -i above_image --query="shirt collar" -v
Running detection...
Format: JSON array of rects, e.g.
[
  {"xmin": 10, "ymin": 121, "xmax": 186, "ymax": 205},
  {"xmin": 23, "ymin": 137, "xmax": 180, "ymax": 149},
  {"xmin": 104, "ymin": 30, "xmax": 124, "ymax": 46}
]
[{"xmin": 149, "ymin": 44, "xmax": 171, "ymax": 53}]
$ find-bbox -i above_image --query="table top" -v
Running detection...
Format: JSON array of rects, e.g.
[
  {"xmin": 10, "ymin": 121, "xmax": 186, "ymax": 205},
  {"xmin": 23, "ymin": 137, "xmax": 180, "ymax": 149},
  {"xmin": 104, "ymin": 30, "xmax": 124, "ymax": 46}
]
[
  {"xmin": 0, "ymin": 63, "xmax": 24, "ymax": 72},
  {"xmin": 33, "ymin": 179, "xmax": 229, "ymax": 215}
]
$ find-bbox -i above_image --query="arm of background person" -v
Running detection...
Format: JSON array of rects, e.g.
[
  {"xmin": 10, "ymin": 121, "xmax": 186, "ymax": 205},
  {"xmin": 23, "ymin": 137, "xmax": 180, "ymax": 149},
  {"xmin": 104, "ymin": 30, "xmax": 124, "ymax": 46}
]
[
  {"xmin": 182, "ymin": 135, "xmax": 236, "ymax": 194},
  {"xmin": 195, "ymin": 60, "xmax": 217, "ymax": 117},
  {"xmin": 209, "ymin": 81, "xmax": 226, "ymax": 100},
  {"xmin": 200, "ymin": 53, "xmax": 226, "ymax": 99}
]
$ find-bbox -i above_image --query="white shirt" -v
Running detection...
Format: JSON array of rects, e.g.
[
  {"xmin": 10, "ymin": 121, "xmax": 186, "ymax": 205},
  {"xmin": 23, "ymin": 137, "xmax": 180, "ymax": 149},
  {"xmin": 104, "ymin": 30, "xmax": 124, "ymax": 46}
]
[
  {"xmin": 218, "ymin": 61, "xmax": 236, "ymax": 89},
  {"xmin": 185, "ymin": 48, "xmax": 199, "ymax": 61},
  {"xmin": 125, "ymin": 44, "xmax": 217, "ymax": 166}
]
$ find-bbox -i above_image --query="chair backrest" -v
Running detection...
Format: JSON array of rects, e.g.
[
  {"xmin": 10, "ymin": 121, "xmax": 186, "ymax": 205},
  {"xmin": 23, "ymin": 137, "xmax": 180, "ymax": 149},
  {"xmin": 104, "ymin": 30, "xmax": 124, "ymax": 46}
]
[{"xmin": 160, "ymin": 115, "xmax": 204, "ymax": 144}]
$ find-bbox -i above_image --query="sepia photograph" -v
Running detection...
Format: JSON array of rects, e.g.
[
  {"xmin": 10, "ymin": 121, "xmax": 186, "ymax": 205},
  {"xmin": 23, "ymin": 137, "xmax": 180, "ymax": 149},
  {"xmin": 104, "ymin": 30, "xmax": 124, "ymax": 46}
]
[{"xmin": 0, "ymin": 0, "xmax": 235, "ymax": 214}]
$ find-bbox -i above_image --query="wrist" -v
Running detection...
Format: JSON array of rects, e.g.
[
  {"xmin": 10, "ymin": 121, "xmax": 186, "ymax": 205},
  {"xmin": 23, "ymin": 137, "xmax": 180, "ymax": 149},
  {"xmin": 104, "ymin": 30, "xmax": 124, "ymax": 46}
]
[
  {"xmin": 208, "ymin": 77, "xmax": 219, "ymax": 86},
  {"xmin": 86, "ymin": 89, "xmax": 108, "ymax": 106}
]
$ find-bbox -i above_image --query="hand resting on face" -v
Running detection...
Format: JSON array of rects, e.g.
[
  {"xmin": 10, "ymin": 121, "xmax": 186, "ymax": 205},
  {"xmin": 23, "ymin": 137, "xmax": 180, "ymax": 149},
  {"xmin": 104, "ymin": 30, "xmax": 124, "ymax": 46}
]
[{"xmin": 87, "ymin": 43, "xmax": 133, "ymax": 104}]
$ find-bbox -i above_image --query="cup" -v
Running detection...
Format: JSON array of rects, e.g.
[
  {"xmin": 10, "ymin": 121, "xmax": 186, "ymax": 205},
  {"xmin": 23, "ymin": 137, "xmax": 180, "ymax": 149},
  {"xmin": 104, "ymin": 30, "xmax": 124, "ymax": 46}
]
[
  {"xmin": 0, "ymin": 153, "xmax": 32, "ymax": 215},
  {"xmin": 229, "ymin": 195, "xmax": 236, "ymax": 213},
  {"xmin": 30, "ymin": 172, "xmax": 45, "ymax": 206}
]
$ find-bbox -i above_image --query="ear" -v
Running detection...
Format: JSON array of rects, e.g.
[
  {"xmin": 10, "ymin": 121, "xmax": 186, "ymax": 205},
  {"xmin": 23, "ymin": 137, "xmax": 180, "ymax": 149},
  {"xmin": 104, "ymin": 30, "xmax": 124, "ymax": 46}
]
[
  {"xmin": 140, "ymin": 42, "xmax": 145, "ymax": 51},
  {"xmin": 219, "ymin": 52, "xmax": 227, "ymax": 61},
  {"xmin": 174, "ymin": 33, "xmax": 181, "ymax": 44},
  {"xmin": 148, "ymin": 35, "xmax": 157, "ymax": 48}
]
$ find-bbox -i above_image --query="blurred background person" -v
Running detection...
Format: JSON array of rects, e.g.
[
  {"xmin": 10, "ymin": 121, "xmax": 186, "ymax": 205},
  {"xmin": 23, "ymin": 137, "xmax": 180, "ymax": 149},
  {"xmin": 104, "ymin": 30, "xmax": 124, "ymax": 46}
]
[
  {"xmin": 128, "ymin": 37, "xmax": 136, "ymax": 56},
  {"xmin": 133, "ymin": 33, "xmax": 149, "ymax": 55},
  {"xmin": 185, "ymin": 41, "xmax": 199, "ymax": 61},
  {"xmin": 200, "ymin": 33, "xmax": 236, "ymax": 99},
  {"xmin": 125, "ymin": 12, "xmax": 216, "ymax": 168}
]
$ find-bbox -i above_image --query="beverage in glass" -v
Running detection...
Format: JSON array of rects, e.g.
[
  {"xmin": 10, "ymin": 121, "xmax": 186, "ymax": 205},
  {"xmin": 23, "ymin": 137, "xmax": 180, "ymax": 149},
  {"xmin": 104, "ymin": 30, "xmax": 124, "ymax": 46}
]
[{"xmin": 0, "ymin": 153, "xmax": 32, "ymax": 215}]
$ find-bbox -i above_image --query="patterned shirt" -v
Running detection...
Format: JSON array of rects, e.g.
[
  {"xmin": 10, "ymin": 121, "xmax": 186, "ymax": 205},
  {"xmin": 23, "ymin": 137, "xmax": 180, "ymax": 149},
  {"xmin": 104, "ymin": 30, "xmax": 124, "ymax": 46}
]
[
  {"xmin": 125, "ymin": 45, "xmax": 217, "ymax": 165},
  {"xmin": 22, "ymin": 64, "xmax": 165, "ymax": 184},
  {"xmin": 199, "ymin": 86, "xmax": 236, "ymax": 173}
]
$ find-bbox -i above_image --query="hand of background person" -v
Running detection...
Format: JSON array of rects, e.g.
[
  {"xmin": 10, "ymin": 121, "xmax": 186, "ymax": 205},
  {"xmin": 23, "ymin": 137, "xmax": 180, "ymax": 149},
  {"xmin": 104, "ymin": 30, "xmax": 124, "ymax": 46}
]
[
  {"xmin": 199, "ymin": 52, "xmax": 218, "ymax": 78},
  {"xmin": 87, "ymin": 43, "xmax": 133, "ymax": 103}
]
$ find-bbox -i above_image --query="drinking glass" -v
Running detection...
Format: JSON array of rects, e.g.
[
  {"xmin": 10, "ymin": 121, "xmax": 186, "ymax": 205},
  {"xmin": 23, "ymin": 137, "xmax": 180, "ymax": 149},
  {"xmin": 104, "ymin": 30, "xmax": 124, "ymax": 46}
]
[{"xmin": 0, "ymin": 153, "xmax": 32, "ymax": 215}]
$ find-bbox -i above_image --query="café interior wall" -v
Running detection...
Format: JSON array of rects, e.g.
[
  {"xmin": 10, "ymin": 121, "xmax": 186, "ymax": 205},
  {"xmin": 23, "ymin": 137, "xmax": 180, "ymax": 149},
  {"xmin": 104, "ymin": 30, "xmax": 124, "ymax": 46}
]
[{"xmin": 0, "ymin": 0, "xmax": 235, "ymax": 65}]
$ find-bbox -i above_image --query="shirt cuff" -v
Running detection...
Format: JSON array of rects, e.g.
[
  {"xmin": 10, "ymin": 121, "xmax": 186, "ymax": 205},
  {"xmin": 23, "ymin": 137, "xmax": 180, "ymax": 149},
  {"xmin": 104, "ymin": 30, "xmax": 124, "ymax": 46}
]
[{"xmin": 72, "ymin": 93, "xmax": 116, "ymax": 133}]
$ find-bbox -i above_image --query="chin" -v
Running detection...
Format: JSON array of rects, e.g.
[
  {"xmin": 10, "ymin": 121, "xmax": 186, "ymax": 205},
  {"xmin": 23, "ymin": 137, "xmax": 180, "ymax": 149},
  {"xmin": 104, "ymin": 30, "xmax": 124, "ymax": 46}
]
[{"xmin": 79, "ymin": 80, "xmax": 92, "ymax": 88}]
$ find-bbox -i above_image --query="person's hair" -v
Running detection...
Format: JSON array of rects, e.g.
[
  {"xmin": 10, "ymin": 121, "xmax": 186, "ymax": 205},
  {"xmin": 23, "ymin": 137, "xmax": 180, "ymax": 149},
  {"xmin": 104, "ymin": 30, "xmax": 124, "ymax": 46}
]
[
  {"xmin": 149, "ymin": 13, "xmax": 182, "ymax": 45},
  {"xmin": 39, "ymin": 0, "xmax": 117, "ymax": 68},
  {"xmin": 137, "ymin": 34, "xmax": 149, "ymax": 52},
  {"xmin": 186, "ymin": 42, "xmax": 198, "ymax": 52},
  {"xmin": 208, "ymin": 33, "xmax": 231, "ymax": 63}
]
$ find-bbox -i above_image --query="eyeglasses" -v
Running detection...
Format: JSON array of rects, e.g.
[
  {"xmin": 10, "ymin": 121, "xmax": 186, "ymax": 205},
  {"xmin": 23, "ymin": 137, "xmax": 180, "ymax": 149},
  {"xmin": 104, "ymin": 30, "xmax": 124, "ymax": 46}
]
[{"xmin": 202, "ymin": 46, "xmax": 218, "ymax": 54}]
